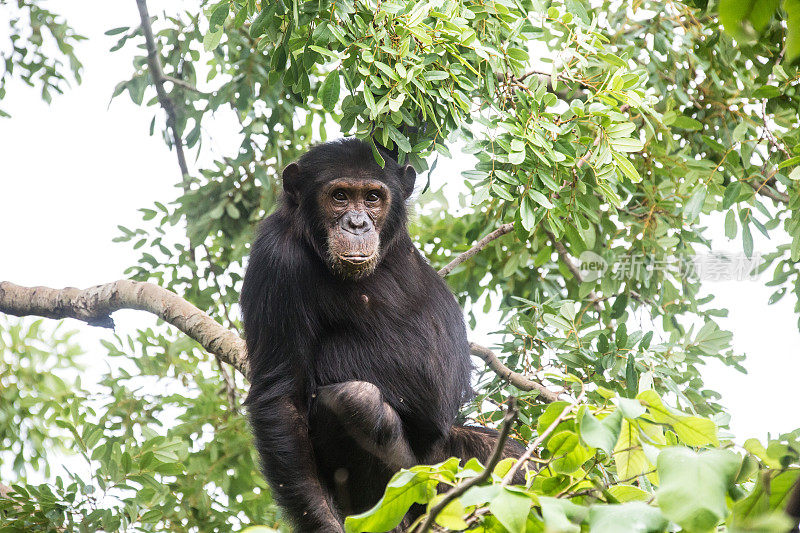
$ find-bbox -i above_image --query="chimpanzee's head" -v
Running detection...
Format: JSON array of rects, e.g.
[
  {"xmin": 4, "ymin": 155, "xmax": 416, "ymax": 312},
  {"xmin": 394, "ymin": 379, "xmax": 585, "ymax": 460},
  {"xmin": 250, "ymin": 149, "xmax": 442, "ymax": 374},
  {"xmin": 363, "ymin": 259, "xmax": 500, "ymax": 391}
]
[{"xmin": 281, "ymin": 138, "xmax": 416, "ymax": 280}]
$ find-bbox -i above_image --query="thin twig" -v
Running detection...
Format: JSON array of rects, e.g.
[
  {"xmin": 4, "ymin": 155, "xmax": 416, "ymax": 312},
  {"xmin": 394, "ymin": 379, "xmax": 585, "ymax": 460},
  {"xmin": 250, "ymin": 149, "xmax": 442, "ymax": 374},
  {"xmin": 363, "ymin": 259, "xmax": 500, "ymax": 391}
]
[
  {"xmin": 470, "ymin": 343, "xmax": 560, "ymax": 402},
  {"xmin": 747, "ymin": 177, "xmax": 790, "ymax": 205},
  {"xmin": 438, "ymin": 223, "xmax": 514, "ymax": 277},
  {"xmin": 135, "ymin": 0, "xmax": 189, "ymax": 180},
  {"xmin": 436, "ymin": 224, "xmax": 560, "ymax": 401},
  {"xmin": 163, "ymin": 74, "xmax": 203, "ymax": 94},
  {"xmin": 545, "ymin": 230, "xmax": 602, "ymax": 312},
  {"xmin": 135, "ymin": 1, "xmax": 245, "ymax": 406},
  {"xmin": 416, "ymin": 398, "xmax": 519, "ymax": 533},
  {"xmin": 502, "ymin": 389, "xmax": 584, "ymax": 485}
]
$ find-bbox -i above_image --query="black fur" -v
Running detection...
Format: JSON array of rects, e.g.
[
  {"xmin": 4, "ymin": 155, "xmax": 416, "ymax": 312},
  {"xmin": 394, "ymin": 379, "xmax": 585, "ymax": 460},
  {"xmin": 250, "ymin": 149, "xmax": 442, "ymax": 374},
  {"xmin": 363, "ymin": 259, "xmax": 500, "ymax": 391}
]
[{"xmin": 241, "ymin": 139, "xmax": 519, "ymax": 532}]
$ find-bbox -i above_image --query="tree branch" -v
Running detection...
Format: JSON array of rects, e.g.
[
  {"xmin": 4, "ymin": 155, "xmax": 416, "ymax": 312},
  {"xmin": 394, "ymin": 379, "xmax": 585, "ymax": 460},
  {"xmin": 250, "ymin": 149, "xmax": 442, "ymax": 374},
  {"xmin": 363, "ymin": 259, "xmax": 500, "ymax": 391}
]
[
  {"xmin": 135, "ymin": 0, "xmax": 189, "ymax": 179},
  {"xmin": 0, "ymin": 281, "xmax": 247, "ymax": 376},
  {"xmin": 136, "ymin": 0, "xmax": 241, "ymax": 406},
  {"xmin": 545, "ymin": 230, "xmax": 603, "ymax": 312},
  {"xmin": 501, "ymin": 402, "xmax": 572, "ymax": 485},
  {"xmin": 162, "ymin": 74, "xmax": 203, "ymax": 94},
  {"xmin": 0, "ymin": 222, "xmax": 566, "ymax": 404},
  {"xmin": 469, "ymin": 343, "xmax": 560, "ymax": 403},
  {"xmin": 501, "ymin": 388, "xmax": 584, "ymax": 485},
  {"xmin": 0, "ymin": 280, "xmax": 565, "ymax": 402},
  {"xmin": 438, "ymin": 223, "xmax": 514, "ymax": 277},
  {"xmin": 416, "ymin": 398, "xmax": 518, "ymax": 533},
  {"xmin": 748, "ymin": 177, "xmax": 790, "ymax": 205}
]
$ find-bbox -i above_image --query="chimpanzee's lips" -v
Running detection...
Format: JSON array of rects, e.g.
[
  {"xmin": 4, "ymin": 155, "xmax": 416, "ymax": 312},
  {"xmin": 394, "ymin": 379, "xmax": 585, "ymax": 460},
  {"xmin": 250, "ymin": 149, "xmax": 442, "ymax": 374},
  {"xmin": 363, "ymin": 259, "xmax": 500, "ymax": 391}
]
[{"xmin": 340, "ymin": 254, "xmax": 373, "ymax": 264}]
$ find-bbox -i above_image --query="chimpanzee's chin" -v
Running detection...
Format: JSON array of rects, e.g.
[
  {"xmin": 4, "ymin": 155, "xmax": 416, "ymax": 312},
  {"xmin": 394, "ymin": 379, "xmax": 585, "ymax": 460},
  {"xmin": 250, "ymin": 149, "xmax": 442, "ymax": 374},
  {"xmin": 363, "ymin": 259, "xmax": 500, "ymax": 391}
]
[{"xmin": 329, "ymin": 253, "xmax": 379, "ymax": 280}]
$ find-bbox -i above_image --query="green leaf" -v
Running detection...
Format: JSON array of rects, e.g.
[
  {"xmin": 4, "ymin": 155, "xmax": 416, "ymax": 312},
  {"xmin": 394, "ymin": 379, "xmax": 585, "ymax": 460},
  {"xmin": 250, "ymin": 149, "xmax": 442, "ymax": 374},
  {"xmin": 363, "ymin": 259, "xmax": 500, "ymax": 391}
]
[
  {"xmin": 369, "ymin": 139, "xmax": 385, "ymax": 169},
  {"xmin": 732, "ymin": 121, "xmax": 749, "ymax": 142},
  {"xmin": 670, "ymin": 115, "xmax": 703, "ymax": 130},
  {"xmin": 777, "ymin": 155, "xmax": 800, "ymax": 169},
  {"xmin": 203, "ymin": 28, "xmax": 223, "ymax": 51},
  {"xmin": 431, "ymin": 495, "xmax": 468, "ymax": 530},
  {"xmin": 209, "ymin": 2, "xmax": 230, "ymax": 31},
  {"xmin": 608, "ymin": 485, "xmax": 652, "ymax": 502},
  {"xmin": 249, "ymin": 6, "xmax": 273, "ymax": 38},
  {"xmin": 656, "ymin": 448, "xmax": 741, "ymax": 532},
  {"xmin": 752, "ymin": 85, "xmax": 782, "ymax": 99},
  {"xmin": 732, "ymin": 469, "xmax": 800, "ymax": 525},
  {"xmin": 364, "ymin": 89, "xmax": 378, "ymax": 118},
  {"xmin": 587, "ymin": 502, "xmax": 668, "ymax": 533},
  {"xmin": 509, "ymin": 149, "xmax": 526, "ymax": 165},
  {"xmin": 610, "ymin": 137, "xmax": 644, "ymax": 153},
  {"xmin": 308, "ymin": 45, "xmax": 339, "ymax": 60},
  {"xmin": 548, "ymin": 430, "xmax": 591, "ymax": 473},
  {"xmin": 612, "ymin": 152, "xmax": 642, "ymax": 183},
  {"xmin": 386, "ymin": 124, "xmax": 412, "ymax": 154},
  {"xmin": 684, "ymin": 186, "xmax": 707, "ymax": 223},
  {"xmin": 614, "ymin": 419, "xmax": 649, "ymax": 480},
  {"xmin": 788, "ymin": 0, "xmax": 800, "ymax": 61},
  {"xmin": 492, "ymin": 183, "xmax": 516, "ymax": 201},
  {"xmin": 540, "ymin": 497, "xmax": 585, "ymax": 532},
  {"xmin": 345, "ymin": 469, "xmax": 436, "ymax": 532},
  {"xmin": 519, "ymin": 196, "xmax": 538, "ymax": 231},
  {"xmin": 318, "ymin": 71, "xmax": 340, "ymax": 112},
  {"xmin": 742, "ymin": 221, "xmax": 754, "ymax": 257},
  {"xmin": 725, "ymin": 209, "xmax": 738, "ymax": 239},
  {"xmin": 528, "ymin": 189, "xmax": 554, "ymax": 209},
  {"xmin": 489, "ymin": 488, "xmax": 532, "ymax": 533},
  {"xmin": 722, "ymin": 181, "xmax": 742, "ymax": 209},
  {"xmin": 626, "ymin": 353, "xmax": 637, "ymax": 397},
  {"xmin": 638, "ymin": 390, "xmax": 718, "ymax": 446},
  {"xmin": 579, "ymin": 409, "xmax": 622, "ymax": 456}
]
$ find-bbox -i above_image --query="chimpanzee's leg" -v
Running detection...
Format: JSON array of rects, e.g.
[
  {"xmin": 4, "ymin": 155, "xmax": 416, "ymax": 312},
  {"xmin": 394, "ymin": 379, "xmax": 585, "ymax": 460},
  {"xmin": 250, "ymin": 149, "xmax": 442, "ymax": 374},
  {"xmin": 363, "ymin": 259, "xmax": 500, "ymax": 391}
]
[{"xmin": 425, "ymin": 425, "xmax": 528, "ymax": 485}]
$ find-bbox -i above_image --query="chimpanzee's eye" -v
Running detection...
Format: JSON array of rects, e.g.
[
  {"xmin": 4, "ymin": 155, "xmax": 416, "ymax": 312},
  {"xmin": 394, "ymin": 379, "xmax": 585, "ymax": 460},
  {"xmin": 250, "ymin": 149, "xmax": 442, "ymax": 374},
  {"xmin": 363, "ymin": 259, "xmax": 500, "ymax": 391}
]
[
  {"xmin": 365, "ymin": 191, "xmax": 381, "ymax": 203},
  {"xmin": 333, "ymin": 190, "xmax": 348, "ymax": 202}
]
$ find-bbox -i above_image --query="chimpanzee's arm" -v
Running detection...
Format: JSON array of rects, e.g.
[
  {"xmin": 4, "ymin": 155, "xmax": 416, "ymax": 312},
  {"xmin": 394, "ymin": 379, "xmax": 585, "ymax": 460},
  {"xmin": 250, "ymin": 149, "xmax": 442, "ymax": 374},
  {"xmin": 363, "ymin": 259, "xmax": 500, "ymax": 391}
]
[
  {"xmin": 242, "ymin": 230, "xmax": 343, "ymax": 532},
  {"xmin": 248, "ymin": 387, "xmax": 343, "ymax": 532},
  {"xmin": 316, "ymin": 381, "xmax": 417, "ymax": 471}
]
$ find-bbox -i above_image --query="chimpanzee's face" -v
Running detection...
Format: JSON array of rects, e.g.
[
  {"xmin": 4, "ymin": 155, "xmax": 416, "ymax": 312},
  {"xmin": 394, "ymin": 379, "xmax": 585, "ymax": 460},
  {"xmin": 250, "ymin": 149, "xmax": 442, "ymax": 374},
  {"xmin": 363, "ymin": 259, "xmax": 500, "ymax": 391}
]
[
  {"xmin": 280, "ymin": 140, "xmax": 416, "ymax": 281},
  {"xmin": 318, "ymin": 176, "xmax": 391, "ymax": 280}
]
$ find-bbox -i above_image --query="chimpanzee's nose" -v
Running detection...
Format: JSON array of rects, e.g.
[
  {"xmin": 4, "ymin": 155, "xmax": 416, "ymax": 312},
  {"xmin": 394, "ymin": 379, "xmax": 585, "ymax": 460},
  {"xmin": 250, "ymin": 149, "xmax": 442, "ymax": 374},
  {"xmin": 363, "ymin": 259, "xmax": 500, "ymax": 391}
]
[{"xmin": 341, "ymin": 211, "xmax": 371, "ymax": 235}]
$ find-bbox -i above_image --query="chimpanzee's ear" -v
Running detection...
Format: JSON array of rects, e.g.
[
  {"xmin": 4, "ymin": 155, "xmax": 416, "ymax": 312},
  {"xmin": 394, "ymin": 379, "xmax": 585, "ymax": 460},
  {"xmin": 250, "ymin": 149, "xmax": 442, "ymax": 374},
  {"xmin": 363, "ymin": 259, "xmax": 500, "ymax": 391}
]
[
  {"xmin": 282, "ymin": 162, "xmax": 302, "ymax": 202},
  {"xmin": 400, "ymin": 164, "xmax": 416, "ymax": 199}
]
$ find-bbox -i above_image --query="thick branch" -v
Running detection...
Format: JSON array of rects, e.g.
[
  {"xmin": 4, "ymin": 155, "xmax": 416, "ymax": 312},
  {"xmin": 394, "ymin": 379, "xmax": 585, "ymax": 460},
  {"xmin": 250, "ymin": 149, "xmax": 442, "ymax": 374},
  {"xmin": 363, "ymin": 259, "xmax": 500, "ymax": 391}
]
[
  {"xmin": 135, "ymin": 0, "xmax": 189, "ymax": 179},
  {"xmin": 0, "ymin": 223, "xmax": 565, "ymax": 403},
  {"xmin": 0, "ymin": 281, "xmax": 564, "ymax": 402},
  {"xmin": 0, "ymin": 281, "xmax": 247, "ymax": 376},
  {"xmin": 438, "ymin": 223, "xmax": 514, "ymax": 277}
]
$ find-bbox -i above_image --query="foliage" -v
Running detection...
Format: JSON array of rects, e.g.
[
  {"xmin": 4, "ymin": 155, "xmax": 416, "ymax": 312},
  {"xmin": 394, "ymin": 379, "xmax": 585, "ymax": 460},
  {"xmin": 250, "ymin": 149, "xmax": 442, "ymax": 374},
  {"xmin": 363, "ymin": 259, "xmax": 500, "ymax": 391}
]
[
  {"xmin": 2, "ymin": 0, "xmax": 800, "ymax": 530},
  {"xmin": 0, "ymin": 0, "xmax": 85, "ymax": 116}
]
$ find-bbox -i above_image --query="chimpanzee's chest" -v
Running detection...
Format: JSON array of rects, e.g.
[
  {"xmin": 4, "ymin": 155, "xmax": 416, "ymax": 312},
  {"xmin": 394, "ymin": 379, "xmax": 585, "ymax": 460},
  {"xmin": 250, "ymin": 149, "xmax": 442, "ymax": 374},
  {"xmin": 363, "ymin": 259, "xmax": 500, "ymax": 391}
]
[{"xmin": 311, "ymin": 280, "xmax": 448, "ymax": 400}]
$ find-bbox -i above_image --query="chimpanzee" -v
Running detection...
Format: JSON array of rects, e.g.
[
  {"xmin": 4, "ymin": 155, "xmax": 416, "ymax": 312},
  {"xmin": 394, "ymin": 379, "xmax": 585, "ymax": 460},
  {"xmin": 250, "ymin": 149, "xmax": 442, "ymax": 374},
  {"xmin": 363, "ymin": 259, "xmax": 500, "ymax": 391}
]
[{"xmin": 241, "ymin": 138, "xmax": 522, "ymax": 532}]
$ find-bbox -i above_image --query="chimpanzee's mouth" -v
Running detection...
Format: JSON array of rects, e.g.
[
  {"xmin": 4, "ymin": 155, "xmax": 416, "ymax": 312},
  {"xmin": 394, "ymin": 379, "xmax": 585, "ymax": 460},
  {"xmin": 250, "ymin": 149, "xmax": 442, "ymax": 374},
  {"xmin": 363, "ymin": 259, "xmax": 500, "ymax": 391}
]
[{"xmin": 339, "ymin": 254, "xmax": 374, "ymax": 264}]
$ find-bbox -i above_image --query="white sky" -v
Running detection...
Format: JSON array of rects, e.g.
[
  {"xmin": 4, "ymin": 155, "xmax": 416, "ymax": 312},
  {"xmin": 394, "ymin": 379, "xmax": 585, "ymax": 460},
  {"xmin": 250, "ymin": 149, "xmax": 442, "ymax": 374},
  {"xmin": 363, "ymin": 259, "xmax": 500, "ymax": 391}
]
[{"xmin": 0, "ymin": 4, "xmax": 798, "ymax": 445}]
